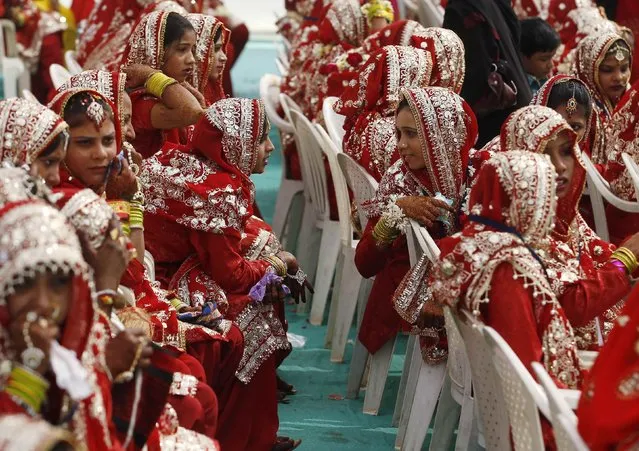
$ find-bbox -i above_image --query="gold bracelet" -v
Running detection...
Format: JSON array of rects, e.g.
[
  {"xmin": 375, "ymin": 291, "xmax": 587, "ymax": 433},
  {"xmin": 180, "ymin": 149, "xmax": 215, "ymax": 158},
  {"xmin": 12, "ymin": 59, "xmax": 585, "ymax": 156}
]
[
  {"xmin": 5, "ymin": 365, "xmax": 49, "ymax": 413},
  {"xmin": 373, "ymin": 217, "xmax": 399, "ymax": 244},
  {"xmin": 613, "ymin": 247, "xmax": 639, "ymax": 274},
  {"xmin": 264, "ymin": 255, "xmax": 287, "ymax": 276},
  {"xmin": 129, "ymin": 202, "xmax": 144, "ymax": 230},
  {"xmin": 145, "ymin": 72, "xmax": 178, "ymax": 98}
]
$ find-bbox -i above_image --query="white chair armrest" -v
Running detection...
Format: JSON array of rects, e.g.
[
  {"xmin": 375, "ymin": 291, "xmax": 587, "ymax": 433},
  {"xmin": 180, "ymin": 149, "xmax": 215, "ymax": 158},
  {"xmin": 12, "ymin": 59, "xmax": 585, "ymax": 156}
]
[{"xmin": 558, "ymin": 389, "xmax": 581, "ymax": 410}]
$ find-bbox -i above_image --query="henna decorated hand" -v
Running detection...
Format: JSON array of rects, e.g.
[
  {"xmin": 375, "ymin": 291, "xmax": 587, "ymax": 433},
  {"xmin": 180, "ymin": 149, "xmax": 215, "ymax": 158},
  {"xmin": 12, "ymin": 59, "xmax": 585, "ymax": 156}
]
[
  {"xmin": 395, "ymin": 196, "xmax": 454, "ymax": 228},
  {"xmin": 621, "ymin": 232, "xmax": 639, "ymax": 259},
  {"xmin": 106, "ymin": 157, "xmax": 138, "ymax": 201},
  {"xmin": 105, "ymin": 329, "xmax": 153, "ymax": 378},
  {"xmin": 123, "ymin": 64, "xmax": 157, "ymax": 89},
  {"xmin": 181, "ymin": 81, "xmax": 207, "ymax": 108}
]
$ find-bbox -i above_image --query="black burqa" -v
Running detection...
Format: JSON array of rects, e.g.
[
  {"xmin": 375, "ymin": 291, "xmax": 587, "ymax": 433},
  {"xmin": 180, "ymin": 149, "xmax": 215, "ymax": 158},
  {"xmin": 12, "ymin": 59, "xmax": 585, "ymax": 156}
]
[{"xmin": 443, "ymin": 0, "xmax": 532, "ymax": 146}]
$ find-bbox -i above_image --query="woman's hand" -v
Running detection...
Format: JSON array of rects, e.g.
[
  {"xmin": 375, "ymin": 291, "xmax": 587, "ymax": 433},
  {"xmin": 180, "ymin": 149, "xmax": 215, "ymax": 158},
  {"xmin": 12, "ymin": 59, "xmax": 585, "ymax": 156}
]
[
  {"xmin": 263, "ymin": 281, "xmax": 288, "ymax": 304},
  {"xmin": 181, "ymin": 81, "xmax": 207, "ymax": 108},
  {"xmin": 178, "ymin": 305, "xmax": 201, "ymax": 314},
  {"xmin": 105, "ymin": 329, "xmax": 153, "ymax": 379},
  {"xmin": 395, "ymin": 196, "xmax": 454, "ymax": 228},
  {"xmin": 79, "ymin": 218, "xmax": 131, "ymax": 292},
  {"xmin": 9, "ymin": 312, "xmax": 59, "ymax": 375},
  {"xmin": 106, "ymin": 157, "xmax": 138, "ymax": 201},
  {"xmin": 621, "ymin": 232, "xmax": 639, "ymax": 260},
  {"xmin": 123, "ymin": 64, "xmax": 157, "ymax": 89}
]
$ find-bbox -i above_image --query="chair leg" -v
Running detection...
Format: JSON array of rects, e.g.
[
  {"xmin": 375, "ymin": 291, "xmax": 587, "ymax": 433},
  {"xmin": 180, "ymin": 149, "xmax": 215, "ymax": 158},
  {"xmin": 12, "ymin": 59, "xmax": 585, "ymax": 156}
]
[
  {"xmin": 280, "ymin": 192, "xmax": 305, "ymax": 253},
  {"xmin": 392, "ymin": 335, "xmax": 417, "ymax": 427},
  {"xmin": 309, "ymin": 221, "xmax": 342, "ymax": 325},
  {"xmin": 346, "ymin": 339, "xmax": 369, "ymax": 399},
  {"xmin": 428, "ymin": 374, "xmax": 459, "ymax": 451},
  {"xmin": 395, "ymin": 335, "xmax": 425, "ymax": 449},
  {"xmin": 330, "ymin": 248, "xmax": 364, "ymax": 362},
  {"xmin": 400, "ymin": 361, "xmax": 446, "ymax": 451},
  {"xmin": 271, "ymin": 179, "xmax": 303, "ymax": 240},
  {"xmin": 363, "ymin": 336, "xmax": 397, "ymax": 415},
  {"xmin": 324, "ymin": 251, "xmax": 344, "ymax": 348},
  {"xmin": 294, "ymin": 203, "xmax": 320, "ymax": 314}
]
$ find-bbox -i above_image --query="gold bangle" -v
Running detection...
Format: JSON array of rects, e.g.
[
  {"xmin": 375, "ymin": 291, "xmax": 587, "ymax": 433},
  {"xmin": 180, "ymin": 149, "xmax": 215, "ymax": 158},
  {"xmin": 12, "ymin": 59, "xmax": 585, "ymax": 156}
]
[
  {"xmin": 373, "ymin": 217, "xmax": 399, "ymax": 244},
  {"xmin": 109, "ymin": 200, "xmax": 131, "ymax": 217},
  {"xmin": 613, "ymin": 247, "xmax": 639, "ymax": 273},
  {"xmin": 264, "ymin": 255, "xmax": 287, "ymax": 276},
  {"xmin": 145, "ymin": 72, "xmax": 178, "ymax": 98}
]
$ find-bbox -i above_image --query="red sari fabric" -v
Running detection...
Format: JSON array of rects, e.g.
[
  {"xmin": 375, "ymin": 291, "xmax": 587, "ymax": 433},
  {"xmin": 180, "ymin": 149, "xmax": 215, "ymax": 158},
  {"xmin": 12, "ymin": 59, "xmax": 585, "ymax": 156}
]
[
  {"xmin": 601, "ymin": 80, "xmax": 639, "ymax": 245},
  {"xmin": 186, "ymin": 13, "xmax": 230, "ymax": 106},
  {"xmin": 142, "ymin": 98, "xmax": 287, "ymax": 449},
  {"xmin": 0, "ymin": 198, "xmax": 121, "ymax": 449},
  {"xmin": 471, "ymin": 105, "xmax": 631, "ymax": 349},
  {"xmin": 0, "ymin": 97, "xmax": 67, "ymax": 167},
  {"xmin": 577, "ymin": 285, "xmax": 639, "ymax": 450},
  {"xmin": 573, "ymin": 32, "xmax": 633, "ymax": 167},
  {"xmin": 121, "ymin": 11, "xmax": 191, "ymax": 158},
  {"xmin": 433, "ymin": 152, "xmax": 584, "ymax": 389},
  {"xmin": 335, "ymin": 46, "xmax": 433, "ymax": 181},
  {"xmin": 355, "ymin": 87, "xmax": 477, "ymax": 354},
  {"xmin": 617, "ymin": 0, "xmax": 639, "ymax": 84}
]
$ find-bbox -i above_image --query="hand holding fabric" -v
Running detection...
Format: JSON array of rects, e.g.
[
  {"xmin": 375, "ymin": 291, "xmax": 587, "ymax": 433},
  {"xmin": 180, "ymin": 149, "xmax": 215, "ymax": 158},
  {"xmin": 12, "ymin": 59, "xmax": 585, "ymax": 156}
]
[{"xmin": 395, "ymin": 195, "xmax": 454, "ymax": 228}]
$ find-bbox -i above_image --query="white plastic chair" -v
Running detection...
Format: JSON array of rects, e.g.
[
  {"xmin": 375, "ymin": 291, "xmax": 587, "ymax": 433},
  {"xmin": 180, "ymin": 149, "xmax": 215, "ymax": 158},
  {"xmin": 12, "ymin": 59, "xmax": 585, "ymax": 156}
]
[
  {"xmin": 621, "ymin": 152, "xmax": 639, "ymax": 200},
  {"xmin": 582, "ymin": 152, "xmax": 639, "ymax": 241},
  {"xmin": 277, "ymin": 47, "xmax": 290, "ymax": 70},
  {"xmin": 0, "ymin": 20, "xmax": 29, "ymax": 99},
  {"xmin": 144, "ymin": 250, "xmax": 156, "ymax": 282},
  {"xmin": 64, "ymin": 50, "xmax": 83, "ymax": 75},
  {"xmin": 327, "ymin": 153, "xmax": 378, "ymax": 362},
  {"xmin": 288, "ymin": 108, "xmax": 341, "ymax": 317},
  {"xmin": 532, "ymin": 363, "xmax": 589, "ymax": 451},
  {"xmin": 426, "ymin": 307, "xmax": 477, "ymax": 451},
  {"xmin": 307, "ymin": 124, "xmax": 350, "ymax": 326},
  {"xmin": 22, "ymin": 89, "xmax": 40, "ymax": 104},
  {"xmin": 322, "ymin": 97, "xmax": 346, "ymax": 148},
  {"xmin": 453, "ymin": 310, "xmax": 511, "ymax": 451},
  {"xmin": 259, "ymin": 74, "xmax": 304, "ymax": 250},
  {"xmin": 483, "ymin": 326, "xmax": 547, "ymax": 450},
  {"xmin": 49, "ymin": 64, "xmax": 72, "ymax": 90},
  {"xmin": 275, "ymin": 58, "xmax": 288, "ymax": 77}
]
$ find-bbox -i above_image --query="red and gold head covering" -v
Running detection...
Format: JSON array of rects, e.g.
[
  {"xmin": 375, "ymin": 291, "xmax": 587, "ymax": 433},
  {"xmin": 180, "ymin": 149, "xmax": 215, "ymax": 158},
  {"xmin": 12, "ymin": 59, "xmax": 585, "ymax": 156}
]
[
  {"xmin": 573, "ymin": 31, "xmax": 632, "ymax": 116},
  {"xmin": 186, "ymin": 13, "xmax": 230, "ymax": 99},
  {"xmin": 142, "ymin": 98, "xmax": 266, "ymax": 234},
  {"xmin": 318, "ymin": 0, "xmax": 368, "ymax": 46},
  {"xmin": 0, "ymin": 98, "xmax": 68, "ymax": 166},
  {"xmin": 0, "ymin": 195, "xmax": 94, "ymax": 365},
  {"xmin": 122, "ymin": 10, "xmax": 173, "ymax": 70},
  {"xmin": 411, "ymin": 27, "xmax": 466, "ymax": 94},
  {"xmin": 335, "ymin": 45, "xmax": 433, "ymax": 118},
  {"xmin": 364, "ymin": 87, "xmax": 477, "ymax": 218},
  {"xmin": 57, "ymin": 70, "xmax": 127, "ymax": 148}
]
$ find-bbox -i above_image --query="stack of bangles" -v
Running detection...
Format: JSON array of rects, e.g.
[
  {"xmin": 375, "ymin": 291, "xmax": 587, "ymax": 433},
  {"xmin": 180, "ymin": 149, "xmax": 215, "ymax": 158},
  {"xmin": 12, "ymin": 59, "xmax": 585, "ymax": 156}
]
[
  {"xmin": 145, "ymin": 72, "xmax": 178, "ymax": 98},
  {"xmin": 265, "ymin": 255, "xmax": 288, "ymax": 277},
  {"xmin": 611, "ymin": 247, "xmax": 639, "ymax": 275},
  {"xmin": 108, "ymin": 200, "xmax": 144, "ymax": 235},
  {"xmin": 5, "ymin": 365, "xmax": 49, "ymax": 416},
  {"xmin": 372, "ymin": 216, "xmax": 400, "ymax": 244},
  {"xmin": 170, "ymin": 297, "xmax": 189, "ymax": 312}
]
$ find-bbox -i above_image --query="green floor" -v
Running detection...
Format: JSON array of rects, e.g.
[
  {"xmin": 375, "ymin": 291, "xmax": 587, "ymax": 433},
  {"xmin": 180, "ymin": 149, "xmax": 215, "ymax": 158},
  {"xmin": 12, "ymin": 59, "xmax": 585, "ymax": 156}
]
[{"xmin": 234, "ymin": 40, "xmax": 421, "ymax": 450}]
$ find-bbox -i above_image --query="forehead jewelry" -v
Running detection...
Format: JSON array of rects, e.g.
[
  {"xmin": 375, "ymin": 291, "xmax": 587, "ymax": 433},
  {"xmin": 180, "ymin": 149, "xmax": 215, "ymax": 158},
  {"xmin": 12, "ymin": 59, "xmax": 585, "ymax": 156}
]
[
  {"xmin": 85, "ymin": 97, "xmax": 106, "ymax": 128},
  {"xmin": 566, "ymin": 84, "xmax": 578, "ymax": 118},
  {"xmin": 609, "ymin": 42, "xmax": 630, "ymax": 62}
]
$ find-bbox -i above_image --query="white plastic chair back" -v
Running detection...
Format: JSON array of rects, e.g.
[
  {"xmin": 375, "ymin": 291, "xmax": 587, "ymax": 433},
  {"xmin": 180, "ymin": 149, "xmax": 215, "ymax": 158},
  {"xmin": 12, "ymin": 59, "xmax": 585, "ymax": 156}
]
[
  {"xmin": 279, "ymin": 93, "xmax": 302, "ymax": 124},
  {"xmin": 0, "ymin": 19, "xmax": 29, "ymax": 98},
  {"xmin": 443, "ymin": 307, "xmax": 472, "ymax": 403},
  {"xmin": 50, "ymin": 64, "xmax": 72, "ymax": 89},
  {"xmin": 64, "ymin": 50, "xmax": 83, "ymax": 75},
  {"xmin": 289, "ymin": 109, "xmax": 331, "ymax": 221},
  {"xmin": 315, "ymin": 123, "xmax": 352, "ymax": 245},
  {"xmin": 22, "ymin": 89, "xmax": 40, "ymax": 103},
  {"xmin": 454, "ymin": 310, "xmax": 511, "ymax": 451},
  {"xmin": 143, "ymin": 250, "xmax": 156, "ymax": 282},
  {"xmin": 417, "ymin": 0, "xmax": 444, "ymax": 26},
  {"xmin": 260, "ymin": 74, "xmax": 294, "ymax": 134},
  {"xmin": 621, "ymin": 152, "xmax": 639, "ymax": 200},
  {"xmin": 532, "ymin": 363, "xmax": 589, "ymax": 451},
  {"xmin": 582, "ymin": 152, "xmax": 639, "ymax": 241},
  {"xmin": 275, "ymin": 58, "xmax": 288, "ymax": 76},
  {"xmin": 277, "ymin": 47, "xmax": 290, "ymax": 69},
  {"xmin": 410, "ymin": 220, "xmax": 440, "ymax": 262},
  {"xmin": 282, "ymin": 37, "xmax": 292, "ymax": 54},
  {"xmin": 337, "ymin": 153, "xmax": 378, "ymax": 230},
  {"xmin": 322, "ymin": 97, "xmax": 346, "ymax": 148},
  {"xmin": 483, "ymin": 327, "xmax": 547, "ymax": 450}
]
